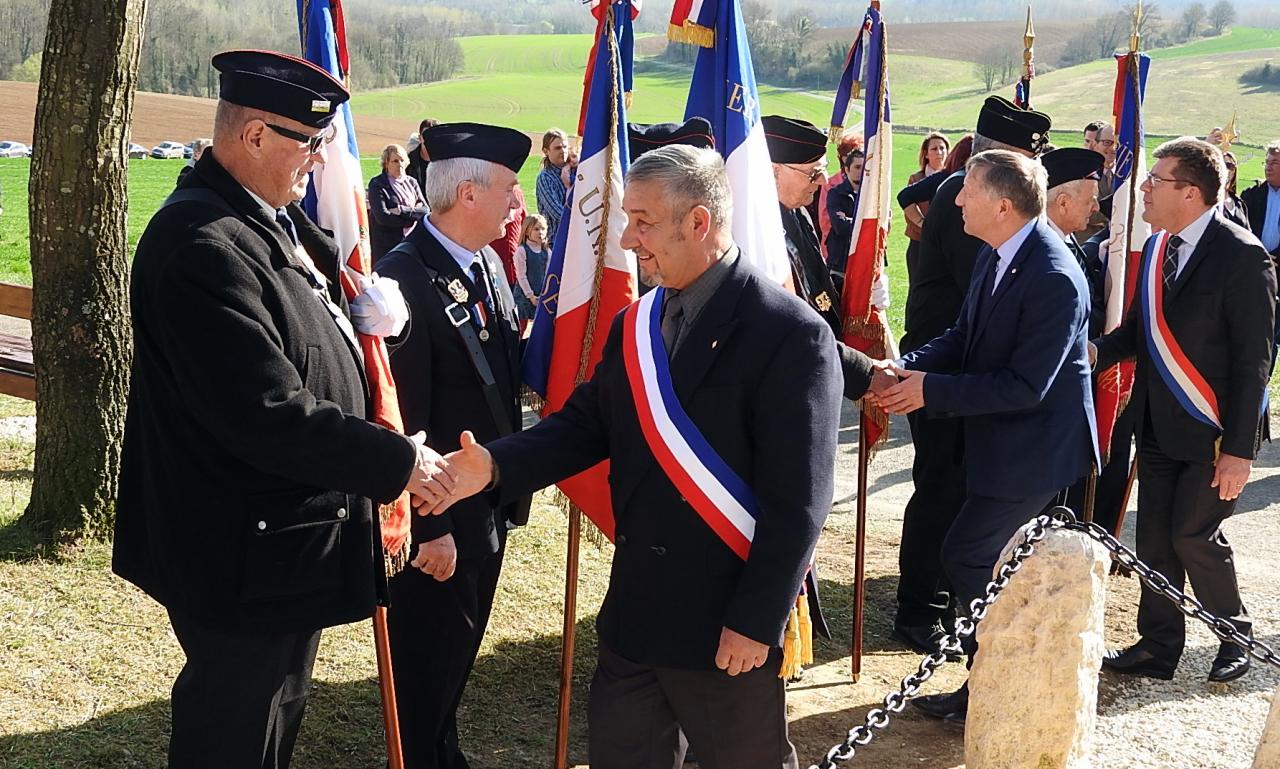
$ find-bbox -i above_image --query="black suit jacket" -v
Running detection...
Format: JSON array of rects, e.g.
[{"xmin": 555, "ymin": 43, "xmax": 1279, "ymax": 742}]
[
  {"xmin": 377, "ymin": 224, "xmax": 528, "ymax": 558},
  {"xmin": 487, "ymin": 255, "xmax": 843, "ymax": 669},
  {"xmin": 1241, "ymin": 182, "xmax": 1280, "ymax": 259},
  {"xmin": 902, "ymin": 171, "xmax": 985, "ymax": 354},
  {"xmin": 368, "ymin": 171, "xmax": 429, "ymax": 263},
  {"xmin": 1094, "ymin": 213, "xmax": 1276, "ymax": 462},
  {"xmin": 1068, "ymin": 232, "xmax": 1107, "ymax": 339},
  {"xmin": 115, "ymin": 151, "xmax": 417, "ymax": 633}
]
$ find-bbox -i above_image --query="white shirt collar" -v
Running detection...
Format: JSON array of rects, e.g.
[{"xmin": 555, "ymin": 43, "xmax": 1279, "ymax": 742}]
[
  {"xmin": 241, "ymin": 185, "xmax": 276, "ymax": 215},
  {"xmin": 1045, "ymin": 217, "xmax": 1067, "ymax": 240},
  {"xmin": 422, "ymin": 215, "xmax": 480, "ymax": 273},
  {"xmin": 1170, "ymin": 206, "xmax": 1216, "ymax": 253}
]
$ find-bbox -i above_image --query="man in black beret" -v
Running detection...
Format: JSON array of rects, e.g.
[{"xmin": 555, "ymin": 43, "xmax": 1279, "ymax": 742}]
[
  {"xmin": 628, "ymin": 117, "xmax": 716, "ymax": 160},
  {"xmin": 374, "ymin": 121, "xmax": 533, "ymax": 769},
  {"xmin": 114, "ymin": 49, "xmax": 456, "ymax": 769},
  {"xmin": 891, "ymin": 96, "xmax": 1053, "ymax": 659},
  {"xmin": 762, "ymin": 115, "xmax": 888, "ymax": 407}
]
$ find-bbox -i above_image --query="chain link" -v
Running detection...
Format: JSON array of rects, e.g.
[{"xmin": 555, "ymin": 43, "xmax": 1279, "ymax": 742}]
[{"xmin": 810, "ymin": 507, "xmax": 1280, "ymax": 769}]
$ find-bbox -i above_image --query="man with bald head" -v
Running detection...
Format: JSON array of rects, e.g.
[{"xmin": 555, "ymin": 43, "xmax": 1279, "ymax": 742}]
[{"xmin": 114, "ymin": 50, "xmax": 455, "ymax": 769}]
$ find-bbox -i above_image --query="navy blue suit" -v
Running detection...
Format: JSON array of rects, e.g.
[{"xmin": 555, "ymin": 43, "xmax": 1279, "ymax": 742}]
[{"xmin": 901, "ymin": 219, "xmax": 1098, "ymax": 651}]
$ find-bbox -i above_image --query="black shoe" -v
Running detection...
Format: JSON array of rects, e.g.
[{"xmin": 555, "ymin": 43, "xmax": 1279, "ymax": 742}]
[
  {"xmin": 1208, "ymin": 642, "xmax": 1251, "ymax": 683},
  {"xmin": 911, "ymin": 683, "xmax": 968, "ymax": 725},
  {"xmin": 1101, "ymin": 645, "xmax": 1176, "ymax": 680},
  {"xmin": 891, "ymin": 620, "xmax": 960, "ymax": 660}
]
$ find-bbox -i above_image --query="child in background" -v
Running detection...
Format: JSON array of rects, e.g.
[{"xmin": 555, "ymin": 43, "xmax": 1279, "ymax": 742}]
[{"xmin": 514, "ymin": 214, "xmax": 551, "ymax": 332}]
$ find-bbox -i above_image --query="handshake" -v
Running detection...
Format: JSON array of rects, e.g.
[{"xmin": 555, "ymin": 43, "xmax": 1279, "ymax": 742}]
[
  {"xmin": 403, "ymin": 431, "xmax": 496, "ymax": 515},
  {"xmin": 863, "ymin": 359, "xmax": 928, "ymax": 415}
]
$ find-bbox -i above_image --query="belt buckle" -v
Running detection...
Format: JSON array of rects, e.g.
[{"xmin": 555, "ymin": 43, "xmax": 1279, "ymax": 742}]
[{"xmin": 444, "ymin": 302, "xmax": 470, "ymax": 328}]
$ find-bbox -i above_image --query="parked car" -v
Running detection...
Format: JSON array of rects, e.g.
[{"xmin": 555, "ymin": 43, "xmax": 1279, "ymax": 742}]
[
  {"xmin": 150, "ymin": 141, "xmax": 186, "ymax": 159},
  {"xmin": 0, "ymin": 141, "xmax": 30, "ymax": 158},
  {"xmin": 128, "ymin": 144, "xmax": 148, "ymax": 159},
  {"xmin": 183, "ymin": 142, "xmax": 194, "ymax": 159}
]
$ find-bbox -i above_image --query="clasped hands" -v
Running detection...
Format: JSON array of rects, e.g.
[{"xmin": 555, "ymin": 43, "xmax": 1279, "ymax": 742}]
[
  {"xmin": 863, "ymin": 359, "xmax": 927, "ymax": 415},
  {"xmin": 404, "ymin": 430, "xmax": 496, "ymax": 516}
]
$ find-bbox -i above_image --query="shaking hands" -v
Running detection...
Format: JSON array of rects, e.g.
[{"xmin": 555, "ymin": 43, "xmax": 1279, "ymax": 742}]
[
  {"xmin": 862, "ymin": 360, "xmax": 928, "ymax": 415},
  {"xmin": 404, "ymin": 430, "xmax": 497, "ymax": 517}
]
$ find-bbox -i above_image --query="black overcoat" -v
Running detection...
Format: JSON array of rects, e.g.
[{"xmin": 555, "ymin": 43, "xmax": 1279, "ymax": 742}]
[
  {"xmin": 377, "ymin": 223, "xmax": 529, "ymax": 558},
  {"xmin": 487, "ymin": 255, "xmax": 843, "ymax": 670},
  {"xmin": 114, "ymin": 151, "xmax": 417, "ymax": 633}
]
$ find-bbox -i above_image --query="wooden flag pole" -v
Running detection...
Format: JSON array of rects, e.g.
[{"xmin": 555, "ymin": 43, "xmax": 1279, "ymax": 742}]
[
  {"xmin": 373, "ymin": 606, "xmax": 405, "ymax": 769},
  {"xmin": 1082, "ymin": 467, "xmax": 1098, "ymax": 524},
  {"xmin": 852, "ymin": 412, "xmax": 870, "ymax": 682},
  {"xmin": 554, "ymin": 509, "xmax": 582, "ymax": 769}
]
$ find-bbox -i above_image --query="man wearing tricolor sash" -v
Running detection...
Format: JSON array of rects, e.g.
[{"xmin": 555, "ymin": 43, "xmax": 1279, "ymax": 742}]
[
  {"xmin": 439, "ymin": 144, "xmax": 842, "ymax": 769},
  {"xmin": 1093, "ymin": 137, "xmax": 1276, "ymax": 684}
]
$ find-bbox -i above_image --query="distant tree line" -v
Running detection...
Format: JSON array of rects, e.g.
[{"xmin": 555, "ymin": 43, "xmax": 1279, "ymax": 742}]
[
  {"xmin": 0, "ymin": 0, "xmax": 476, "ymax": 96},
  {"xmin": 1058, "ymin": 1, "xmax": 1236, "ymax": 69}
]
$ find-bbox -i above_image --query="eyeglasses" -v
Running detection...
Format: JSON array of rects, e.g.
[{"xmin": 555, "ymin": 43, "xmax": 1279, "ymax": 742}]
[
  {"xmin": 266, "ymin": 122, "xmax": 336, "ymax": 154},
  {"xmin": 1144, "ymin": 171, "xmax": 1191, "ymax": 188},
  {"xmin": 782, "ymin": 163, "xmax": 826, "ymax": 184}
]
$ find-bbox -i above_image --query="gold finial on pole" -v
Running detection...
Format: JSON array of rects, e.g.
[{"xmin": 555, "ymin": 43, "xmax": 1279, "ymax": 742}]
[
  {"xmin": 1023, "ymin": 5, "xmax": 1036, "ymax": 49},
  {"xmin": 1022, "ymin": 6, "xmax": 1036, "ymax": 83},
  {"xmin": 1220, "ymin": 110, "xmax": 1240, "ymax": 151},
  {"xmin": 1130, "ymin": 0, "xmax": 1144, "ymax": 53}
]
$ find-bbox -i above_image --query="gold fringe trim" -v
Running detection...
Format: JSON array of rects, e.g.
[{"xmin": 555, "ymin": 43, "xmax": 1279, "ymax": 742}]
[
  {"xmin": 624, "ymin": 91, "xmax": 634, "ymax": 111},
  {"xmin": 521, "ymin": 384, "xmax": 546, "ymax": 414},
  {"xmin": 828, "ymin": 125, "xmax": 844, "ymax": 145},
  {"xmin": 547, "ymin": 487, "xmax": 608, "ymax": 548},
  {"xmin": 779, "ymin": 595, "xmax": 815, "ymax": 679},
  {"xmin": 851, "ymin": 80, "xmax": 862, "ymax": 101},
  {"xmin": 380, "ymin": 498, "xmax": 412, "ymax": 577},
  {"xmin": 668, "ymin": 20, "xmax": 715, "ymax": 48}
]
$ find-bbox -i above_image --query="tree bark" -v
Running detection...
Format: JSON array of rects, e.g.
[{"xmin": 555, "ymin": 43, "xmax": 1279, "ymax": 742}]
[{"xmin": 22, "ymin": 0, "xmax": 147, "ymax": 542}]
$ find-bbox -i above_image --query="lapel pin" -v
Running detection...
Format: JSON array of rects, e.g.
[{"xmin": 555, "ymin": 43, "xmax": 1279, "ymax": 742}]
[
  {"xmin": 447, "ymin": 278, "xmax": 469, "ymax": 304},
  {"xmin": 711, "ymin": 339, "xmax": 719, "ymax": 349}
]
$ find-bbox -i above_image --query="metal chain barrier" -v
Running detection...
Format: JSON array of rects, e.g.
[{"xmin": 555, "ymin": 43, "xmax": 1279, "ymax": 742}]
[{"xmin": 810, "ymin": 507, "xmax": 1280, "ymax": 769}]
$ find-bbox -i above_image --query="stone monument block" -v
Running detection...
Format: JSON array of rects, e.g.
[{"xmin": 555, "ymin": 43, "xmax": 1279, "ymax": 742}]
[
  {"xmin": 965, "ymin": 525, "xmax": 1109, "ymax": 769},
  {"xmin": 1252, "ymin": 681, "xmax": 1280, "ymax": 769}
]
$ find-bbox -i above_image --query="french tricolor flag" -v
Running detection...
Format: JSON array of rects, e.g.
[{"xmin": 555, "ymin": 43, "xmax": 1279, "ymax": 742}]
[
  {"xmin": 835, "ymin": 4, "xmax": 894, "ymax": 452},
  {"xmin": 677, "ymin": 0, "xmax": 791, "ymax": 287},
  {"xmin": 1097, "ymin": 51, "xmax": 1151, "ymax": 463},
  {"xmin": 298, "ymin": 0, "xmax": 412, "ymax": 561},
  {"xmin": 523, "ymin": 0, "xmax": 639, "ymax": 538}
]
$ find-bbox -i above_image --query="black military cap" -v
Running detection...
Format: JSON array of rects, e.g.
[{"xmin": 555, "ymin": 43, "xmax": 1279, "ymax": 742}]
[
  {"xmin": 762, "ymin": 115, "xmax": 828, "ymax": 164},
  {"xmin": 422, "ymin": 122, "xmax": 532, "ymax": 173},
  {"xmin": 976, "ymin": 96, "xmax": 1052, "ymax": 155},
  {"xmin": 628, "ymin": 118, "xmax": 715, "ymax": 160},
  {"xmin": 212, "ymin": 49, "xmax": 349, "ymax": 128},
  {"xmin": 1041, "ymin": 147, "xmax": 1105, "ymax": 190}
]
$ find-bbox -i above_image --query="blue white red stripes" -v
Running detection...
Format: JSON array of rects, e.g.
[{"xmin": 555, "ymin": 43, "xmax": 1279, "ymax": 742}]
[
  {"xmin": 1139, "ymin": 232, "xmax": 1223, "ymax": 430},
  {"xmin": 683, "ymin": 0, "xmax": 790, "ymax": 287},
  {"xmin": 621, "ymin": 289, "xmax": 759, "ymax": 559}
]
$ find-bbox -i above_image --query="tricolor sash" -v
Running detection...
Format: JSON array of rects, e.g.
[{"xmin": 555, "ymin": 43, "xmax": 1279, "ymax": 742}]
[
  {"xmin": 621, "ymin": 287, "xmax": 760, "ymax": 559},
  {"xmin": 1140, "ymin": 231, "xmax": 1223, "ymax": 431}
]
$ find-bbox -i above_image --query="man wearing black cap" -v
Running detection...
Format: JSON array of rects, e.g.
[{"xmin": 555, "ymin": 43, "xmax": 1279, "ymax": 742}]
[
  {"xmin": 890, "ymin": 96, "xmax": 1052, "ymax": 655},
  {"xmin": 375, "ymin": 122, "xmax": 531, "ymax": 769},
  {"xmin": 762, "ymin": 115, "xmax": 887, "ymax": 404},
  {"xmin": 407, "ymin": 117, "xmax": 439, "ymax": 193},
  {"xmin": 114, "ymin": 50, "xmax": 457, "ymax": 769}
]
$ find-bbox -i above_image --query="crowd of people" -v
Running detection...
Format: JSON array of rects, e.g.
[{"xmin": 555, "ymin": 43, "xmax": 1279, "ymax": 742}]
[{"xmin": 113, "ymin": 48, "xmax": 1280, "ymax": 769}]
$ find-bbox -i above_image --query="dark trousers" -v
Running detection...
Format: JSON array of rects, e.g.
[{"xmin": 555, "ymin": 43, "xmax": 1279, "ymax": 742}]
[
  {"xmin": 167, "ymin": 611, "xmax": 322, "ymax": 769},
  {"xmin": 1063, "ymin": 403, "xmax": 1135, "ymax": 533},
  {"xmin": 895, "ymin": 409, "xmax": 967, "ymax": 626},
  {"xmin": 387, "ymin": 549, "xmax": 504, "ymax": 769},
  {"xmin": 942, "ymin": 491, "xmax": 1057, "ymax": 657},
  {"xmin": 588, "ymin": 645, "xmax": 798, "ymax": 769},
  {"xmin": 1135, "ymin": 432, "xmax": 1250, "ymax": 664}
]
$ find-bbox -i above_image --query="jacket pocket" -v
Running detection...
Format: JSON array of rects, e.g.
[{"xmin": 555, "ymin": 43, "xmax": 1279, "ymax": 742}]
[{"xmin": 241, "ymin": 489, "xmax": 349, "ymax": 601}]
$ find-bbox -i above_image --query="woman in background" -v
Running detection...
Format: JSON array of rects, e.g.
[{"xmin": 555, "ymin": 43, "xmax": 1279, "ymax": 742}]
[
  {"xmin": 368, "ymin": 143, "xmax": 429, "ymax": 264},
  {"xmin": 897, "ymin": 133, "xmax": 967, "ymax": 280}
]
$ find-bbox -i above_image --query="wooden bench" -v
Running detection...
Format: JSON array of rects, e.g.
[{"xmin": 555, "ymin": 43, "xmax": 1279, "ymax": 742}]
[{"xmin": 0, "ymin": 282, "xmax": 34, "ymax": 400}]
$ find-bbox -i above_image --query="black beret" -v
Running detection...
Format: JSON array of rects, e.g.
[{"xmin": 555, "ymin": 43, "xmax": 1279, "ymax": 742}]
[
  {"xmin": 628, "ymin": 118, "xmax": 715, "ymax": 160},
  {"xmin": 422, "ymin": 122, "xmax": 532, "ymax": 174},
  {"xmin": 976, "ymin": 96, "xmax": 1052, "ymax": 155},
  {"xmin": 212, "ymin": 49, "xmax": 348, "ymax": 129},
  {"xmin": 762, "ymin": 115, "xmax": 827, "ymax": 164},
  {"xmin": 1041, "ymin": 147, "xmax": 1105, "ymax": 191}
]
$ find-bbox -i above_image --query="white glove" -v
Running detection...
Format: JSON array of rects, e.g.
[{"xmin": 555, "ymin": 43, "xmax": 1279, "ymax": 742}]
[
  {"xmin": 871, "ymin": 272, "xmax": 890, "ymax": 310},
  {"xmin": 350, "ymin": 273, "xmax": 409, "ymax": 338}
]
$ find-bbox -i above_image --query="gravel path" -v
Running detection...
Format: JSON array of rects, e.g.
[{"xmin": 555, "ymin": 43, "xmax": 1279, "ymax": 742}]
[{"xmin": 786, "ymin": 403, "xmax": 1280, "ymax": 769}]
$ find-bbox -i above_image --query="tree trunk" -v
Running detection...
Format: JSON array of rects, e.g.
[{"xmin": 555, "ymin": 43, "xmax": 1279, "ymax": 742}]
[{"xmin": 22, "ymin": 0, "xmax": 147, "ymax": 543}]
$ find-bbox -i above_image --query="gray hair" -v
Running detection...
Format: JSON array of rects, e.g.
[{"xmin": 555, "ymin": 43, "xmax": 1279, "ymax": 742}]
[
  {"xmin": 966, "ymin": 149, "xmax": 1048, "ymax": 218},
  {"xmin": 422, "ymin": 157, "xmax": 496, "ymax": 213},
  {"xmin": 1266, "ymin": 140, "xmax": 1280, "ymax": 156},
  {"xmin": 1049, "ymin": 177, "xmax": 1093, "ymax": 200},
  {"xmin": 972, "ymin": 133, "xmax": 1027, "ymax": 156},
  {"xmin": 625, "ymin": 145, "xmax": 733, "ymax": 230}
]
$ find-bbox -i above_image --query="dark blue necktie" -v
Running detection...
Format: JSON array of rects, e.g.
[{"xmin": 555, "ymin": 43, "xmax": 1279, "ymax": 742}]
[
  {"xmin": 469, "ymin": 260, "xmax": 496, "ymax": 326},
  {"xmin": 275, "ymin": 208, "xmax": 300, "ymax": 248}
]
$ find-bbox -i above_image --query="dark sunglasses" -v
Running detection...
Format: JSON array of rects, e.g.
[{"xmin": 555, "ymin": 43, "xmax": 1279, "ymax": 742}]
[{"xmin": 266, "ymin": 122, "xmax": 335, "ymax": 154}]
